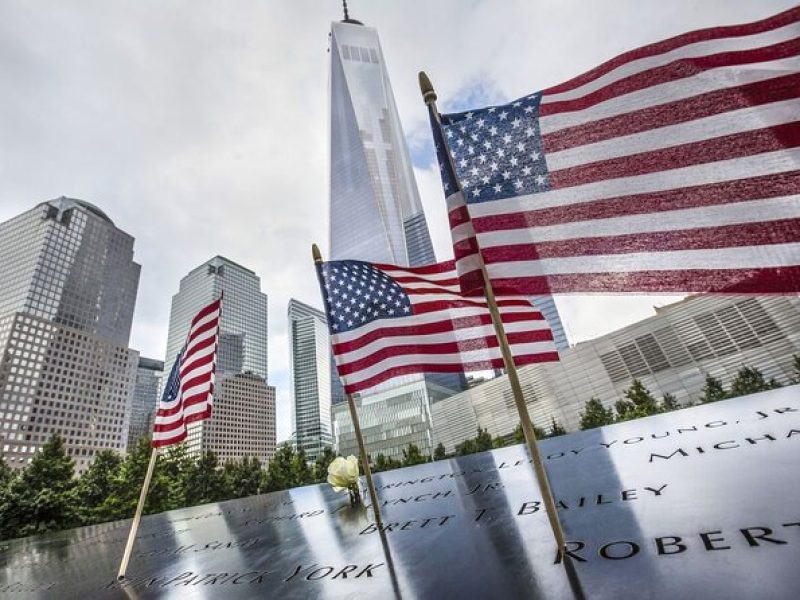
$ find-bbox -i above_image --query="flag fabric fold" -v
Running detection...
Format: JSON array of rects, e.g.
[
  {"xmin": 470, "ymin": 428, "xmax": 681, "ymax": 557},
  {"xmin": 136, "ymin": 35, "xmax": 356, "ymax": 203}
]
[
  {"xmin": 316, "ymin": 259, "xmax": 559, "ymax": 394},
  {"xmin": 152, "ymin": 296, "xmax": 222, "ymax": 448},
  {"xmin": 431, "ymin": 6, "xmax": 800, "ymax": 295}
]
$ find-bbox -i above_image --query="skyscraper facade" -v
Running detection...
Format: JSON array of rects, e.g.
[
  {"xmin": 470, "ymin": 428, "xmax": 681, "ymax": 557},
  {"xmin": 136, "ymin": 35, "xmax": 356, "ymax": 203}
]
[
  {"xmin": 0, "ymin": 197, "xmax": 140, "ymax": 472},
  {"xmin": 163, "ymin": 256, "xmax": 273, "ymax": 461},
  {"xmin": 327, "ymin": 16, "xmax": 464, "ymax": 459},
  {"xmin": 288, "ymin": 299, "xmax": 332, "ymax": 461},
  {"xmin": 127, "ymin": 357, "xmax": 163, "ymax": 451}
]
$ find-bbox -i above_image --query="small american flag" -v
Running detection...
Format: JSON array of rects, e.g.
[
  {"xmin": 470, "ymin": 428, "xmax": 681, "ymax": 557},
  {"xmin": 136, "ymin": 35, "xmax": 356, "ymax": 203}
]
[
  {"xmin": 152, "ymin": 296, "xmax": 222, "ymax": 448},
  {"xmin": 316, "ymin": 259, "xmax": 559, "ymax": 394},
  {"xmin": 432, "ymin": 7, "xmax": 800, "ymax": 295}
]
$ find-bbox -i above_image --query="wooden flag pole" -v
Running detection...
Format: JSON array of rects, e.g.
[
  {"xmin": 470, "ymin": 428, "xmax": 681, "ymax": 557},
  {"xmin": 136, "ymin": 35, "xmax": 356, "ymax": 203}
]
[
  {"xmin": 312, "ymin": 244, "xmax": 384, "ymax": 529},
  {"xmin": 419, "ymin": 71, "xmax": 567, "ymax": 554},
  {"xmin": 117, "ymin": 447, "xmax": 159, "ymax": 580}
]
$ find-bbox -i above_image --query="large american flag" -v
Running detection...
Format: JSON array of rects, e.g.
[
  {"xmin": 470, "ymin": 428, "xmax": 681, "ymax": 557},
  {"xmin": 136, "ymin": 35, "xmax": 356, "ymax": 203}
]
[
  {"xmin": 316, "ymin": 259, "xmax": 559, "ymax": 394},
  {"xmin": 152, "ymin": 297, "xmax": 222, "ymax": 448},
  {"xmin": 432, "ymin": 7, "xmax": 800, "ymax": 295}
]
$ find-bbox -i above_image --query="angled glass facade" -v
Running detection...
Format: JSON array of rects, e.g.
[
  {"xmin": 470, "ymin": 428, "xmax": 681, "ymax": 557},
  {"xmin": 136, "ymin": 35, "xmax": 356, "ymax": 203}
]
[
  {"xmin": 0, "ymin": 197, "xmax": 140, "ymax": 472},
  {"xmin": 288, "ymin": 299, "xmax": 333, "ymax": 461},
  {"xmin": 128, "ymin": 357, "xmax": 163, "ymax": 451},
  {"xmin": 163, "ymin": 256, "xmax": 272, "ymax": 461}
]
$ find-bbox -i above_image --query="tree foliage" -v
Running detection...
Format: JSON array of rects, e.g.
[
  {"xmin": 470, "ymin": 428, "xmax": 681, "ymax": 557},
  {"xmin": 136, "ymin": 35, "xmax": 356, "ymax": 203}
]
[
  {"xmin": 373, "ymin": 453, "xmax": 402, "ymax": 472},
  {"xmin": 579, "ymin": 398, "xmax": 615, "ymax": 430},
  {"xmin": 729, "ymin": 366, "xmax": 781, "ymax": 397},
  {"xmin": 433, "ymin": 443, "xmax": 447, "ymax": 461},
  {"xmin": 401, "ymin": 444, "xmax": 428, "ymax": 466},
  {"xmin": 700, "ymin": 375, "xmax": 728, "ymax": 403},
  {"xmin": 312, "ymin": 447, "xmax": 337, "ymax": 482},
  {"xmin": 548, "ymin": 418, "xmax": 566, "ymax": 437}
]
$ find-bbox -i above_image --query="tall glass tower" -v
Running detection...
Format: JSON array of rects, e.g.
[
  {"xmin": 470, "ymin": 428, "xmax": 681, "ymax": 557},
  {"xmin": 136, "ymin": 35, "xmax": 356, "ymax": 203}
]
[
  {"xmin": 164, "ymin": 256, "xmax": 274, "ymax": 461},
  {"xmin": 288, "ymin": 299, "xmax": 333, "ymax": 461},
  {"xmin": 328, "ymin": 15, "xmax": 465, "ymax": 460},
  {"xmin": 0, "ymin": 197, "xmax": 140, "ymax": 472}
]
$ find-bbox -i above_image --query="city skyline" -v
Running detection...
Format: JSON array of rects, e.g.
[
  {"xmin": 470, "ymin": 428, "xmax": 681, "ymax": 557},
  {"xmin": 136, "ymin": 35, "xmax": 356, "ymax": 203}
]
[{"xmin": 1, "ymin": 1, "xmax": 794, "ymax": 441}]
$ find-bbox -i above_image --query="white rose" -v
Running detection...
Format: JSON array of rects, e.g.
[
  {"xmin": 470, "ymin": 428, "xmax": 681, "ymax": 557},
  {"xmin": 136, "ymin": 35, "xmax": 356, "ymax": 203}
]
[{"xmin": 327, "ymin": 455, "xmax": 359, "ymax": 492}]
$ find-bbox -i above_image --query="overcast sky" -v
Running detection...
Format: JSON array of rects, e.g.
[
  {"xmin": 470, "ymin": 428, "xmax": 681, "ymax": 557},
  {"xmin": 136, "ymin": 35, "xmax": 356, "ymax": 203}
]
[{"xmin": 0, "ymin": 0, "xmax": 794, "ymax": 442}]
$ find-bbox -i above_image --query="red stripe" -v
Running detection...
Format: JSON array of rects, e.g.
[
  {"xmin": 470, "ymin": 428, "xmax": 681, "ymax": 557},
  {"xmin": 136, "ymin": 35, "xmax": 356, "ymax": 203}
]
[
  {"xmin": 184, "ymin": 408, "xmax": 213, "ymax": 426},
  {"xmin": 453, "ymin": 236, "xmax": 480, "ymax": 261},
  {"xmin": 182, "ymin": 335, "xmax": 216, "ymax": 369},
  {"xmin": 332, "ymin": 311, "xmax": 545, "ymax": 354},
  {"xmin": 180, "ymin": 374, "xmax": 213, "ymax": 397},
  {"xmin": 190, "ymin": 299, "xmax": 221, "ymax": 328},
  {"xmin": 540, "ymin": 39, "xmax": 800, "ymax": 117},
  {"xmin": 541, "ymin": 7, "xmax": 800, "ymax": 96},
  {"xmin": 180, "ymin": 351, "xmax": 215, "ymax": 380},
  {"xmin": 481, "ymin": 219, "xmax": 800, "ymax": 262},
  {"xmin": 341, "ymin": 351, "xmax": 561, "ymax": 394},
  {"xmin": 391, "ymin": 274, "xmax": 461, "ymax": 287},
  {"xmin": 543, "ymin": 73, "xmax": 800, "ymax": 152},
  {"xmin": 186, "ymin": 318, "xmax": 218, "ymax": 347},
  {"xmin": 336, "ymin": 331, "xmax": 555, "ymax": 376},
  {"xmin": 449, "ymin": 205, "xmax": 471, "ymax": 228},
  {"xmin": 549, "ymin": 122, "xmax": 800, "ymax": 189},
  {"xmin": 375, "ymin": 261, "xmax": 455, "ymax": 275},
  {"xmin": 473, "ymin": 171, "xmax": 800, "ymax": 232},
  {"xmin": 485, "ymin": 266, "xmax": 800, "ymax": 294},
  {"xmin": 412, "ymin": 298, "xmax": 533, "ymax": 315},
  {"xmin": 152, "ymin": 430, "xmax": 186, "ymax": 448},
  {"xmin": 458, "ymin": 268, "xmax": 487, "ymax": 295}
]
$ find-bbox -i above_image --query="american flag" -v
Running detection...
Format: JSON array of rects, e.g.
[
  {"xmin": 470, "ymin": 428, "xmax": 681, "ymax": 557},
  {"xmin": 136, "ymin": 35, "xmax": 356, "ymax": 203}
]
[
  {"xmin": 152, "ymin": 297, "xmax": 222, "ymax": 448},
  {"xmin": 432, "ymin": 7, "xmax": 800, "ymax": 295},
  {"xmin": 316, "ymin": 259, "xmax": 559, "ymax": 394}
]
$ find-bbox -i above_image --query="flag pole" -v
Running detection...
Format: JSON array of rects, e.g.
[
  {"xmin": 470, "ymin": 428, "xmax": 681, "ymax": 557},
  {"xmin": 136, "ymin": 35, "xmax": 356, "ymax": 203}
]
[
  {"xmin": 418, "ymin": 71, "xmax": 567, "ymax": 554},
  {"xmin": 312, "ymin": 244, "xmax": 384, "ymax": 529},
  {"xmin": 117, "ymin": 447, "xmax": 159, "ymax": 580}
]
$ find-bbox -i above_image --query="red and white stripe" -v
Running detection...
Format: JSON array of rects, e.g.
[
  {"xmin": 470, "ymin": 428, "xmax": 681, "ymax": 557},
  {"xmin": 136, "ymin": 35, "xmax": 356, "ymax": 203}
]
[
  {"xmin": 330, "ymin": 261, "xmax": 559, "ymax": 394},
  {"xmin": 450, "ymin": 7, "xmax": 800, "ymax": 294},
  {"xmin": 152, "ymin": 297, "xmax": 221, "ymax": 448}
]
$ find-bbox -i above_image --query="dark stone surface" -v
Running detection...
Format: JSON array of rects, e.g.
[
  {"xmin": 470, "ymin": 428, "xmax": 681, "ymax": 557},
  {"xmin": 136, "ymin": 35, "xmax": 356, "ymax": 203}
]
[{"xmin": 1, "ymin": 387, "xmax": 799, "ymax": 598}]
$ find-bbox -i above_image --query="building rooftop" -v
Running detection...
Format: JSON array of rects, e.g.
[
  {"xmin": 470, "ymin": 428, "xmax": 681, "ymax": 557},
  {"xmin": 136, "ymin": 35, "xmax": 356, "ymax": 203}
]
[{"xmin": 45, "ymin": 196, "xmax": 114, "ymax": 225}]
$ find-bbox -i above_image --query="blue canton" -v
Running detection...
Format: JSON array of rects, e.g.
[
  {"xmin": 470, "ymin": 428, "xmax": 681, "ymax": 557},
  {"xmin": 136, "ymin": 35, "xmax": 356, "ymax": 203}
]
[
  {"xmin": 437, "ymin": 93, "xmax": 551, "ymax": 204},
  {"xmin": 319, "ymin": 261, "xmax": 413, "ymax": 334},
  {"xmin": 161, "ymin": 351, "xmax": 182, "ymax": 402}
]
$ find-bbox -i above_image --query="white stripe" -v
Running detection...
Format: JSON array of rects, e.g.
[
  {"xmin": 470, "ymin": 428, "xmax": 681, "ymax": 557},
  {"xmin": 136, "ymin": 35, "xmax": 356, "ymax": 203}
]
[
  {"xmin": 454, "ymin": 253, "xmax": 483, "ymax": 276},
  {"xmin": 330, "ymin": 303, "xmax": 540, "ymax": 346},
  {"xmin": 188, "ymin": 308, "xmax": 220, "ymax": 335},
  {"xmin": 542, "ymin": 22, "xmax": 800, "ymax": 104},
  {"xmin": 546, "ymin": 99, "xmax": 800, "ymax": 171},
  {"xmin": 184, "ymin": 326, "xmax": 218, "ymax": 358},
  {"xmin": 152, "ymin": 428, "xmax": 185, "ymax": 443},
  {"xmin": 540, "ymin": 56, "xmax": 800, "ymax": 134},
  {"xmin": 340, "ymin": 341, "xmax": 558, "ymax": 385},
  {"xmin": 476, "ymin": 195, "xmax": 800, "ymax": 246},
  {"xmin": 466, "ymin": 148, "xmax": 800, "ymax": 218},
  {"xmin": 181, "ymin": 379, "xmax": 213, "ymax": 401},
  {"xmin": 181, "ymin": 342, "xmax": 216, "ymax": 375},
  {"xmin": 403, "ymin": 281, "xmax": 461, "ymax": 293},
  {"xmin": 380, "ymin": 268, "xmax": 458, "ymax": 284},
  {"xmin": 450, "ymin": 222, "xmax": 475, "ymax": 245},
  {"xmin": 484, "ymin": 242, "xmax": 800, "ymax": 277},
  {"xmin": 335, "ymin": 320, "xmax": 551, "ymax": 364},
  {"xmin": 182, "ymin": 402, "xmax": 211, "ymax": 419}
]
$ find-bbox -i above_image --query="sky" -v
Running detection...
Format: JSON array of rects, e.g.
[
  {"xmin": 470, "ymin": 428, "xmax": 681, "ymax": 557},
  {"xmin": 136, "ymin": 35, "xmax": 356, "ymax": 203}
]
[{"xmin": 0, "ymin": 0, "xmax": 795, "ymax": 443}]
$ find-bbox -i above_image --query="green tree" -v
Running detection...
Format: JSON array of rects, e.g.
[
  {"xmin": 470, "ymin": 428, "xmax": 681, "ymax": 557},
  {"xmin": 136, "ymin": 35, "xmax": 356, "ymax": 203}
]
[
  {"xmin": 182, "ymin": 451, "xmax": 229, "ymax": 505},
  {"xmin": 579, "ymin": 398, "xmax": 615, "ymax": 430},
  {"xmin": 313, "ymin": 448, "xmax": 337, "ymax": 482},
  {"xmin": 264, "ymin": 444, "xmax": 297, "ymax": 491},
  {"xmin": 374, "ymin": 453, "xmax": 401, "ymax": 472},
  {"xmin": 292, "ymin": 448, "xmax": 315, "ymax": 487},
  {"xmin": 548, "ymin": 418, "xmax": 566, "ymax": 437},
  {"xmin": 75, "ymin": 449, "xmax": 122, "ymax": 525},
  {"xmin": 792, "ymin": 354, "xmax": 800, "ymax": 384},
  {"xmin": 512, "ymin": 423, "xmax": 546, "ymax": 443},
  {"xmin": 159, "ymin": 443, "xmax": 194, "ymax": 509},
  {"xmin": 401, "ymin": 444, "xmax": 428, "ymax": 466},
  {"xmin": 660, "ymin": 393, "xmax": 679, "ymax": 412},
  {"xmin": 475, "ymin": 428, "xmax": 493, "ymax": 452},
  {"xmin": 729, "ymin": 366, "xmax": 782, "ymax": 397},
  {"xmin": 98, "ymin": 437, "xmax": 172, "ymax": 521},
  {"xmin": 0, "ymin": 454, "xmax": 12, "ymax": 488},
  {"xmin": 455, "ymin": 438, "xmax": 476, "ymax": 456},
  {"xmin": 1, "ymin": 434, "xmax": 79, "ymax": 539},
  {"xmin": 223, "ymin": 457, "xmax": 264, "ymax": 499},
  {"xmin": 700, "ymin": 375, "xmax": 728, "ymax": 403},
  {"xmin": 433, "ymin": 443, "xmax": 447, "ymax": 461},
  {"xmin": 492, "ymin": 436, "xmax": 507, "ymax": 449}
]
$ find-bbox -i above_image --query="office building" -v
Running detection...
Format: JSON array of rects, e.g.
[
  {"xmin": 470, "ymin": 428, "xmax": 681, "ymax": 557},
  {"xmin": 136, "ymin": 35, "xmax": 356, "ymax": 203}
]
[
  {"xmin": 0, "ymin": 197, "xmax": 140, "ymax": 471},
  {"xmin": 163, "ymin": 256, "xmax": 274, "ymax": 462},
  {"xmin": 288, "ymin": 299, "xmax": 333, "ymax": 461},
  {"xmin": 432, "ymin": 295, "xmax": 800, "ymax": 452},
  {"xmin": 327, "ymin": 13, "xmax": 466, "ymax": 458},
  {"xmin": 127, "ymin": 357, "xmax": 163, "ymax": 451}
]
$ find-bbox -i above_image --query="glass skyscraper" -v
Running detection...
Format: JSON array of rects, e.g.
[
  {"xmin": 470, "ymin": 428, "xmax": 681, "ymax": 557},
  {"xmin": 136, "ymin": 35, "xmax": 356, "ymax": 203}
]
[
  {"xmin": 164, "ymin": 256, "xmax": 274, "ymax": 461},
  {"xmin": 127, "ymin": 357, "xmax": 163, "ymax": 451},
  {"xmin": 288, "ymin": 299, "xmax": 333, "ymax": 461},
  {"xmin": 328, "ymin": 16, "xmax": 465, "ymax": 460},
  {"xmin": 0, "ymin": 197, "xmax": 140, "ymax": 472}
]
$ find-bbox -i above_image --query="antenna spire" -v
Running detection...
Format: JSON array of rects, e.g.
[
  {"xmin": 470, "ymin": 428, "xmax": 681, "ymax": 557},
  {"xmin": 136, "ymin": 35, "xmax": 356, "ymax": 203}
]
[{"xmin": 342, "ymin": 0, "xmax": 349, "ymax": 21}]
